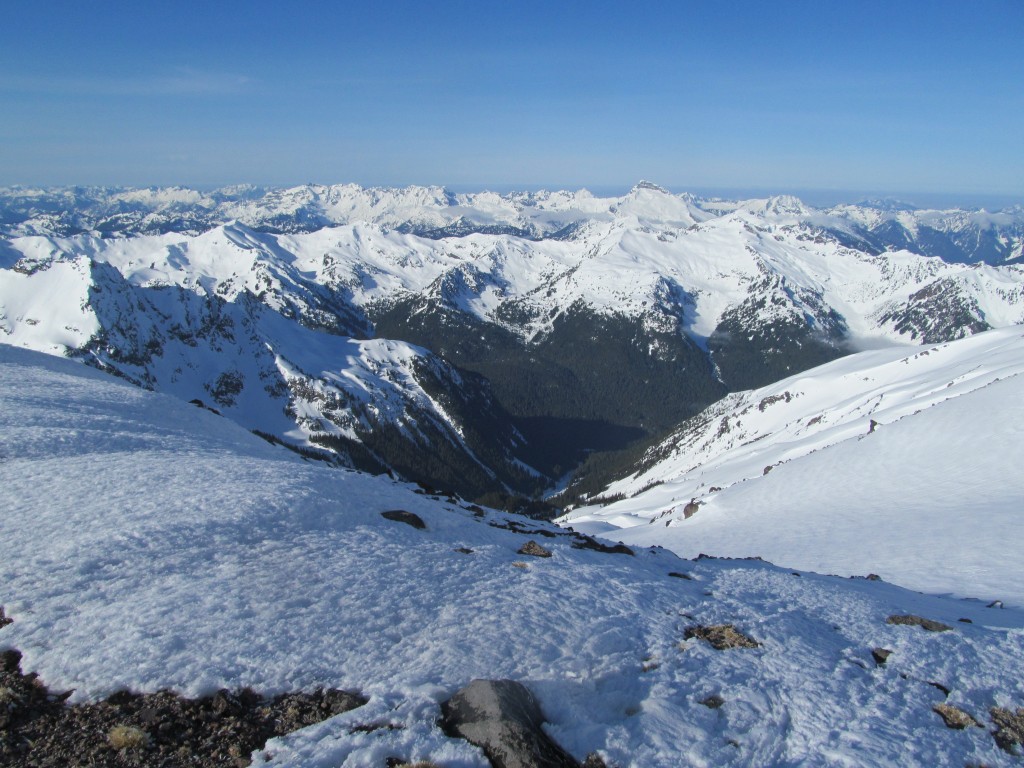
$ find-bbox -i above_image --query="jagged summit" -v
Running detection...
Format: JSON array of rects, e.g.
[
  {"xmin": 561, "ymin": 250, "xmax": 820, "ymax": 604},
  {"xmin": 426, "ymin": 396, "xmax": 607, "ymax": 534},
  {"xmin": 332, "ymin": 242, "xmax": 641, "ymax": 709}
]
[
  {"xmin": 2, "ymin": 184, "xmax": 1022, "ymax": 265},
  {"xmin": 631, "ymin": 180, "xmax": 672, "ymax": 194}
]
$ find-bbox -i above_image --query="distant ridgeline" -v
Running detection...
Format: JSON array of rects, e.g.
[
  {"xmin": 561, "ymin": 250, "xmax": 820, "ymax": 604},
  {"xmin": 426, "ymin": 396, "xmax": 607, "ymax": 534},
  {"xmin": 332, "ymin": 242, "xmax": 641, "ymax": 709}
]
[{"xmin": 1, "ymin": 183, "xmax": 1022, "ymax": 508}]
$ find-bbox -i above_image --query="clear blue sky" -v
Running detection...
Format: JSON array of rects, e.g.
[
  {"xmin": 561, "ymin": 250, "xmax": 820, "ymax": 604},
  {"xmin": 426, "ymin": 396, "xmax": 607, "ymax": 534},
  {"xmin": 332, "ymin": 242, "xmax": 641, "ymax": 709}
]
[{"xmin": 2, "ymin": 0, "xmax": 1022, "ymax": 203}]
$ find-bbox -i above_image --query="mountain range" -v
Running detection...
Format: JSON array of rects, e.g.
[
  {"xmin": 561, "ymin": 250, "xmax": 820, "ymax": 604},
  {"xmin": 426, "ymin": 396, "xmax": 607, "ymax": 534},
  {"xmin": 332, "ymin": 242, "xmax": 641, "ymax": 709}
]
[
  {"xmin": 2, "ymin": 183, "xmax": 1024, "ymax": 765},
  {"xmin": 2, "ymin": 182, "xmax": 1023, "ymax": 505},
  {"xmin": 3, "ymin": 182, "xmax": 1023, "ymax": 266}
]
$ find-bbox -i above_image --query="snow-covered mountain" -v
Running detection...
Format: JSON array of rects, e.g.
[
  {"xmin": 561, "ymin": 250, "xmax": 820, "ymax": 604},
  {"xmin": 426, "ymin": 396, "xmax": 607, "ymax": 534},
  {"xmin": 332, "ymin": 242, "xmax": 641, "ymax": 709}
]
[
  {"xmin": 560, "ymin": 326, "xmax": 1024, "ymax": 605},
  {"xmin": 3, "ymin": 183, "xmax": 1022, "ymax": 264},
  {"xmin": 2, "ymin": 183, "xmax": 1023, "ymax": 501},
  {"xmin": 3, "ymin": 344, "xmax": 1024, "ymax": 766}
]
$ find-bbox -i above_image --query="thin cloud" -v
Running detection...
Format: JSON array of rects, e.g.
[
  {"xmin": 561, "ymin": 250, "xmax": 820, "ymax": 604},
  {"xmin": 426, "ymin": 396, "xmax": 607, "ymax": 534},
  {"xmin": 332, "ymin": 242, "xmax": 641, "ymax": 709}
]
[{"xmin": 0, "ymin": 68, "xmax": 254, "ymax": 96}]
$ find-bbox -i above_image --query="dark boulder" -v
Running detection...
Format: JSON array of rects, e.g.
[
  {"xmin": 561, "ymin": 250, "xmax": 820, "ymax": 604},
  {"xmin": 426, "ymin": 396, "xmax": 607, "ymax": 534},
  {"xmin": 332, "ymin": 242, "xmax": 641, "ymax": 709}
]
[
  {"xmin": 440, "ymin": 679, "xmax": 579, "ymax": 768},
  {"xmin": 381, "ymin": 510, "xmax": 427, "ymax": 530}
]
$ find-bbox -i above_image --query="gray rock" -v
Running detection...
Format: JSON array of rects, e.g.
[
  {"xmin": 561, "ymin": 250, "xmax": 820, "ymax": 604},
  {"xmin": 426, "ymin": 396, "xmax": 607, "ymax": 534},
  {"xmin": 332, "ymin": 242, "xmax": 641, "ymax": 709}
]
[
  {"xmin": 991, "ymin": 706, "xmax": 1024, "ymax": 754},
  {"xmin": 380, "ymin": 510, "xmax": 426, "ymax": 530},
  {"xmin": 871, "ymin": 648, "xmax": 893, "ymax": 666},
  {"xmin": 885, "ymin": 614, "xmax": 952, "ymax": 632},
  {"xmin": 700, "ymin": 694, "xmax": 725, "ymax": 709},
  {"xmin": 517, "ymin": 540, "xmax": 552, "ymax": 558},
  {"xmin": 933, "ymin": 703, "xmax": 981, "ymax": 730},
  {"xmin": 684, "ymin": 624, "xmax": 760, "ymax": 650},
  {"xmin": 440, "ymin": 679, "xmax": 578, "ymax": 768}
]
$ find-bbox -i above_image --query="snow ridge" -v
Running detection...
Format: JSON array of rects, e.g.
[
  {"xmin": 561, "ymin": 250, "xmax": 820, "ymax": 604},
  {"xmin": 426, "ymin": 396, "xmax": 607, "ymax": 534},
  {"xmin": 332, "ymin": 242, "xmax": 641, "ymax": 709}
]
[{"xmin": 562, "ymin": 326, "xmax": 1024, "ymax": 605}]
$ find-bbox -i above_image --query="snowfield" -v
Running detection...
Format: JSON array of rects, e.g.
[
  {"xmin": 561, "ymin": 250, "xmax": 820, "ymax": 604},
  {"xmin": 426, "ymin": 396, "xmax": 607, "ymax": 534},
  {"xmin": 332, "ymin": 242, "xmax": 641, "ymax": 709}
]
[
  {"xmin": 562, "ymin": 327, "xmax": 1024, "ymax": 607},
  {"xmin": 2, "ymin": 343, "xmax": 1024, "ymax": 766}
]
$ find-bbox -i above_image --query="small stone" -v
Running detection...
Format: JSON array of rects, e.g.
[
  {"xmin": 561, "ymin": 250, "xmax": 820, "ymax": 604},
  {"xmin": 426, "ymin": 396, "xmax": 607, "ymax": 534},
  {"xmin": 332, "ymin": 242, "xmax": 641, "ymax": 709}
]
[
  {"xmin": 517, "ymin": 540, "xmax": 552, "ymax": 558},
  {"xmin": 700, "ymin": 694, "xmax": 725, "ymax": 709},
  {"xmin": 684, "ymin": 624, "xmax": 760, "ymax": 650},
  {"xmin": 886, "ymin": 614, "xmax": 952, "ymax": 632},
  {"xmin": 871, "ymin": 648, "xmax": 893, "ymax": 666}
]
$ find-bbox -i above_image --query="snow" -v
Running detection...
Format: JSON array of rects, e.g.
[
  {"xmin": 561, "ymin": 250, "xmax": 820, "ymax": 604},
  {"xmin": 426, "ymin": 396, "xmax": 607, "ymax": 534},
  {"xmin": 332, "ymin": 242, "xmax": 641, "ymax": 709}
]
[
  {"xmin": 563, "ymin": 327, "xmax": 1024, "ymax": 607},
  {"xmin": 3, "ymin": 343, "xmax": 1024, "ymax": 766}
]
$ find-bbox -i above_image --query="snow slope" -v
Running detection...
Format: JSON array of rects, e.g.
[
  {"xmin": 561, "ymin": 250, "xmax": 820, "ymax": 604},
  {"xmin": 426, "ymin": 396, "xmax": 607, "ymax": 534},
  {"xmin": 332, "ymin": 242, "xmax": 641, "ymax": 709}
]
[
  {"xmin": 562, "ymin": 327, "xmax": 1024, "ymax": 606},
  {"xmin": 3, "ymin": 343, "xmax": 1024, "ymax": 766}
]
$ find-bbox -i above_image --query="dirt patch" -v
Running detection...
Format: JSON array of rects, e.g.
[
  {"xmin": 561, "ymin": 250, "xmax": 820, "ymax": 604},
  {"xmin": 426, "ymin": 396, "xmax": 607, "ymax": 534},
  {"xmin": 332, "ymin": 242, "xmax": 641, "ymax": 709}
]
[{"xmin": 0, "ymin": 648, "xmax": 366, "ymax": 767}]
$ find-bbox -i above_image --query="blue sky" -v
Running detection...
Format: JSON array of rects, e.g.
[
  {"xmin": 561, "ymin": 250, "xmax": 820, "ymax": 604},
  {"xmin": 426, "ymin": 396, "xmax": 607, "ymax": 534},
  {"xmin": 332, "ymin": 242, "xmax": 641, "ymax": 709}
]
[{"xmin": 2, "ymin": 1, "xmax": 1022, "ymax": 203}]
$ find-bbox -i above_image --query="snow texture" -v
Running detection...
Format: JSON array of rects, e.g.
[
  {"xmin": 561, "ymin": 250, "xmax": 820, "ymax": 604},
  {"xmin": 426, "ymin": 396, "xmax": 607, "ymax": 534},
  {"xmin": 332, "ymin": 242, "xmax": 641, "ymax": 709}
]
[
  {"xmin": 563, "ymin": 327, "xmax": 1024, "ymax": 608},
  {"xmin": 2, "ymin": 344, "xmax": 1024, "ymax": 766}
]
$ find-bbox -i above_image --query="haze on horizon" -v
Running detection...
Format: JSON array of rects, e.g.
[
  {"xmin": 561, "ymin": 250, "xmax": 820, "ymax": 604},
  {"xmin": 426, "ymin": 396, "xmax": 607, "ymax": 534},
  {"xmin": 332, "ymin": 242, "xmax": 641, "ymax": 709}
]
[{"xmin": 2, "ymin": 1, "xmax": 1022, "ymax": 206}]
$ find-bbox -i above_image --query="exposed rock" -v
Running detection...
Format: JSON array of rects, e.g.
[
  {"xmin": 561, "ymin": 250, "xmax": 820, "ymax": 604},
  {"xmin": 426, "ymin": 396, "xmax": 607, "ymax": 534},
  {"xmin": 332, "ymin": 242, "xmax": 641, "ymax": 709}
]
[
  {"xmin": 570, "ymin": 534, "xmax": 633, "ymax": 556},
  {"xmin": 933, "ymin": 703, "xmax": 981, "ymax": 729},
  {"xmin": 667, "ymin": 571, "xmax": 693, "ymax": 580},
  {"xmin": 518, "ymin": 540, "xmax": 553, "ymax": 558},
  {"xmin": 0, "ymin": 647, "xmax": 366, "ymax": 767},
  {"xmin": 684, "ymin": 624, "xmax": 760, "ymax": 650},
  {"xmin": 456, "ymin": 547, "xmax": 475, "ymax": 554},
  {"xmin": 991, "ymin": 706, "xmax": 1024, "ymax": 754},
  {"xmin": 871, "ymin": 648, "xmax": 893, "ymax": 666},
  {"xmin": 0, "ymin": 606, "xmax": 11, "ymax": 628},
  {"xmin": 490, "ymin": 520, "xmax": 559, "ymax": 538},
  {"xmin": 886, "ymin": 614, "xmax": 952, "ymax": 632},
  {"xmin": 682, "ymin": 500, "xmax": 700, "ymax": 519},
  {"xmin": 381, "ymin": 509, "xmax": 427, "ymax": 530},
  {"xmin": 700, "ymin": 694, "xmax": 725, "ymax": 709},
  {"xmin": 440, "ymin": 679, "xmax": 579, "ymax": 768}
]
